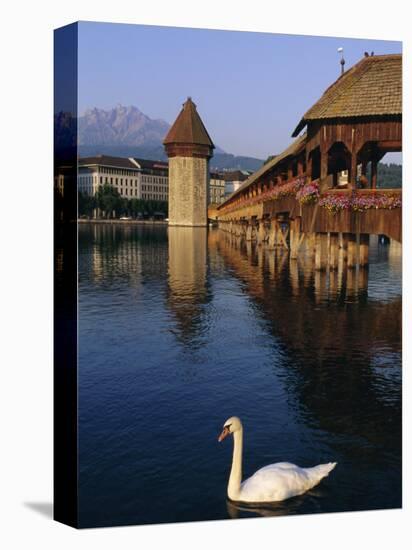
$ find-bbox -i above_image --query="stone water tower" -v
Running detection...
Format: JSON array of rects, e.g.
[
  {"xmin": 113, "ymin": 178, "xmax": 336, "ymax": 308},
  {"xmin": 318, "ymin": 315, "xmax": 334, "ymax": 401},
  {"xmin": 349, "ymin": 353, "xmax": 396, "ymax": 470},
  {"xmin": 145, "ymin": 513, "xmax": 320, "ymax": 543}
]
[{"xmin": 163, "ymin": 98, "xmax": 214, "ymax": 226}]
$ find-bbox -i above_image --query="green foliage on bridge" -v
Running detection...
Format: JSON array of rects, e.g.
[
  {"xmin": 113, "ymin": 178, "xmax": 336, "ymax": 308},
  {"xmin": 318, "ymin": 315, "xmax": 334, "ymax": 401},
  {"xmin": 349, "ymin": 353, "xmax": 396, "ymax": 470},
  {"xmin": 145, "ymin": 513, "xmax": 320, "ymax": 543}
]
[{"xmin": 374, "ymin": 163, "xmax": 402, "ymax": 189}]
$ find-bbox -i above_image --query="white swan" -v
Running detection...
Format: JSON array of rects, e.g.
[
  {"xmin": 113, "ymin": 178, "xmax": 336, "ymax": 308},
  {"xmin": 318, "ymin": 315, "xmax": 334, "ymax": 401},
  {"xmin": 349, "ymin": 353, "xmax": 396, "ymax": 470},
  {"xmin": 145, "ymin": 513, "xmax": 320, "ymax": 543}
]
[{"xmin": 218, "ymin": 416, "xmax": 336, "ymax": 503}]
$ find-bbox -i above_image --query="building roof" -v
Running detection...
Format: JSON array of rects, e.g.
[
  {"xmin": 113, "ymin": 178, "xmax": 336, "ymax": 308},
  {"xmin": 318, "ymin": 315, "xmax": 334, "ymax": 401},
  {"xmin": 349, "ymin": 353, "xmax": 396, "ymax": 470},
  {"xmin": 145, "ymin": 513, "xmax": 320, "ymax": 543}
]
[
  {"xmin": 220, "ymin": 170, "xmax": 251, "ymax": 182},
  {"xmin": 78, "ymin": 155, "xmax": 169, "ymax": 172},
  {"xmin": 133, "ymin": 158, "xmax": 168, "ymax": 171},
  {"xmin": 292, "ymin": 54, "xmax": 402, "ymax": 136},
  {"xmin": 78, "ymin": 155, "xmax": 140, "ymax": 170},
  {"xmin": 163, "ymin": 97, "xmax": 215, "ymax": 148},
  {"xmin": 219, "ymin": 133, "xmax": 306, "ymax": 206},
  {"xmin": 210, "ymin": 171, "xmax": 225, "ymax": 180}
]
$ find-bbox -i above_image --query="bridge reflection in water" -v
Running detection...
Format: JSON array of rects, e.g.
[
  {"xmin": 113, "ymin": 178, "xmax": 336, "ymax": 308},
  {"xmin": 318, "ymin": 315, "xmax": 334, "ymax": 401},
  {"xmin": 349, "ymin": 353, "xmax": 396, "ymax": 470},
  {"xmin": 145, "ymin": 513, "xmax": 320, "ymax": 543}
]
[
  {"xmin": 78, "ymin": 224, "xmax": 401, "ymax": 526},
  {"xmin": 216, "ymin": 226, "xmax": 400, "ymax": 433},
  {"xmin": 210, "ymin": 228, "xmax": 401, "ymax": 306},
  {"xmin": 169, "ymin": 225, "xmax": 401, "ymax": 449}
]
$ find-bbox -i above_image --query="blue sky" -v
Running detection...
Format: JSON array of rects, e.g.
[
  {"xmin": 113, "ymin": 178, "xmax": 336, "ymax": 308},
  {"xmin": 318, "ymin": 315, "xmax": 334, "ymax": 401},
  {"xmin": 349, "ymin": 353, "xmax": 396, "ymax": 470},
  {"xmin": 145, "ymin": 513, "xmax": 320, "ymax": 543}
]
[{"xmin": 78, "ymin": 22, "xmax": 402, "ymax": 161}]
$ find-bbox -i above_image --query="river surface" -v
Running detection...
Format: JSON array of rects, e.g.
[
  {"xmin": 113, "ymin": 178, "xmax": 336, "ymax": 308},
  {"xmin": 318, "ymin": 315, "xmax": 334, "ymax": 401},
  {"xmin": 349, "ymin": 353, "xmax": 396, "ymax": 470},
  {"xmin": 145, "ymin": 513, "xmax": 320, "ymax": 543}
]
[{"xmin": 78, "ymin": 224, "xmax": 402, "ymax": 528}]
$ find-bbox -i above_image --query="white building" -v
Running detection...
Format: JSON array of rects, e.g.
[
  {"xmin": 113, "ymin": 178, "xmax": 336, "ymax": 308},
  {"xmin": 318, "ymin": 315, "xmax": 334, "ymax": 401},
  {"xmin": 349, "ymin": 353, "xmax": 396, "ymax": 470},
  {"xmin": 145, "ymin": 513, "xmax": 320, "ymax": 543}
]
[
  {"xmin": 209, "ymin": 172, "xmax": 226, "ymax": 205},
  {"xmin": 137, "ymin": 158, "xmax": 168, "ymax": 201},
  {"xmin": 222, "ymin": 170, "xmax": 252, "ymax": 198},
  {"xmin": 78, "ymin": 156, "xmax": 168, "ymax": 201},
  {"xmin": 78, "ymin": 155, "xmax": 244, "ymax": 205}
]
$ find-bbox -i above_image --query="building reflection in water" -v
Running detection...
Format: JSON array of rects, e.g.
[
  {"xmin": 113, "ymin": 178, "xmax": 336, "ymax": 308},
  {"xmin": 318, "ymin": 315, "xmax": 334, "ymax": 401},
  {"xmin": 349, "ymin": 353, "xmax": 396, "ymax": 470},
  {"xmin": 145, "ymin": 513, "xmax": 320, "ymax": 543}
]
[
  {"xmin": 167, "ymin": 227, "xmax": 210, "ymax": 344},
  {"xmin": 79, "ymin": 224, "xmax": 170, "ymax": 298}
]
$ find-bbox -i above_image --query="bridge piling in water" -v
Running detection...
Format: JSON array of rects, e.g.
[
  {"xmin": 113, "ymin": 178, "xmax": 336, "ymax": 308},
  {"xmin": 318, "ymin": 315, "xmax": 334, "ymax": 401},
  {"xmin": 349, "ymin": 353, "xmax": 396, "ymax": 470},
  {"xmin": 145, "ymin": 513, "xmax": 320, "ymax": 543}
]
[
  {"xmin": 245, "ymin": 224, "xmax": 253, "ymax": 242},
  {"xmin": 329, "ymin": 232, "xmax": 339, "ymax": 270},
  {"xmin": 220, "ymin": 215, "xmax": 374, "ymax": 276},
  {"xmin": 290, "ymin": 218, "xmax": 302, "ymax": 260},
  {"xmin": 359, "ymin": 234, "xmax": 370, "ymax": 267},
  {"xmin": 315, "ymin": 232, "xmax": 329, "ymax": 270},
  {"xmin": 267, "ymin": 220, "xmax": 278, "ymax": 249},
  {"xmin": 347, "ymin": 234, "xmax": 358, "ymax": 269},
  {"xmin": 257, "ymin": 220, "xmax": 267, "ymax": 245}
]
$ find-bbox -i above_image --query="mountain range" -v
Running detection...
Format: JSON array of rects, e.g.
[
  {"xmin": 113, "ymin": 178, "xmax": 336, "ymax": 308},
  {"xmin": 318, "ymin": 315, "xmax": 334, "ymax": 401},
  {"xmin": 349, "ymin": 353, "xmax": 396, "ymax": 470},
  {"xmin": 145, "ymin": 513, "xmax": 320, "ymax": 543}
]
[{"xmin": 78, "ymin": 105, "xmax": 264, "ymax": 172}]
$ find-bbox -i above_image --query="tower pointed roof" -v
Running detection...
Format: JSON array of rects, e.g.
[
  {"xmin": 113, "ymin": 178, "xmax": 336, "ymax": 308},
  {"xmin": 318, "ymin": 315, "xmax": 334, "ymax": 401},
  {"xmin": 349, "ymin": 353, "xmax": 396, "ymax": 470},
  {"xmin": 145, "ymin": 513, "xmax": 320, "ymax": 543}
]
[{"xmin": 164, "ymin": 97, "xmax": 215, "ymax": 148}]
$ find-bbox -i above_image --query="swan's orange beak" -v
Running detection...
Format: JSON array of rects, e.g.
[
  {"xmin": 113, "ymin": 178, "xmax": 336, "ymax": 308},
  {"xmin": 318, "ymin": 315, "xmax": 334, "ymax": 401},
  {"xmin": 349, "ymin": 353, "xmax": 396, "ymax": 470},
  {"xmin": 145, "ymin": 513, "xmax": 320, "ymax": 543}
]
[{"xmin": 218, "ymin": 426, "xmax": 230, "ymax": 442}]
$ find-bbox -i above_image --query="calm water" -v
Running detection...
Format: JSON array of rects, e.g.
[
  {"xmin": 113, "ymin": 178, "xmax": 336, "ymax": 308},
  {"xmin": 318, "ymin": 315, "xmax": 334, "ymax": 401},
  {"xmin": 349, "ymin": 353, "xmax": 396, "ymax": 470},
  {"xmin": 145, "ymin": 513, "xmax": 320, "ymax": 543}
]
[{"xmin": 78, "ymin": 224, "xmax": 402, "ymax": 528}]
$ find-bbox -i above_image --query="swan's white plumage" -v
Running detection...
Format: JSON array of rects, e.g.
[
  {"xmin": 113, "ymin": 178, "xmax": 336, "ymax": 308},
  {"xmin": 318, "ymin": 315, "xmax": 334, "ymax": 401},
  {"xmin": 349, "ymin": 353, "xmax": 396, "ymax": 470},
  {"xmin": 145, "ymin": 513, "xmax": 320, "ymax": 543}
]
[
  {"xmin": 238, "ymin": 461, "xmax": 337, "ymax": 503},
  {"xmin": 219, "ymin": 417, "xmax": 336, "ymax": 504}
]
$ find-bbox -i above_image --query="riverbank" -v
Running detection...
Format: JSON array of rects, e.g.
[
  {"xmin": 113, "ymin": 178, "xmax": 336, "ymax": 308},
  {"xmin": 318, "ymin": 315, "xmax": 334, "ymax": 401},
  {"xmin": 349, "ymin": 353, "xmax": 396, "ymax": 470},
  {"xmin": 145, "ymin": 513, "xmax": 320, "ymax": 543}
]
[{"xmin": 78, "ymin": 218, "xmax": 168, "ymax": 225}]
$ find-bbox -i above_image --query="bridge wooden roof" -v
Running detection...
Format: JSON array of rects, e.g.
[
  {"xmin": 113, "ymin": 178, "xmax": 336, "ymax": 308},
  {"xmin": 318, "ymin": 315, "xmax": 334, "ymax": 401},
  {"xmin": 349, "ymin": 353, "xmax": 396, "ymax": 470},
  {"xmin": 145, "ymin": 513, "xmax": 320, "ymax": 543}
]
[
  {"xmin": 163, "ymin": 97, "xmax": 215, "ymax": 148},
  {"xmin": 218, "ymin": 133, "xmax": 306, "ymax": 207},
  {"xmin": 292, "ymin": 54, "xmax": 402, "ymax": 137}
]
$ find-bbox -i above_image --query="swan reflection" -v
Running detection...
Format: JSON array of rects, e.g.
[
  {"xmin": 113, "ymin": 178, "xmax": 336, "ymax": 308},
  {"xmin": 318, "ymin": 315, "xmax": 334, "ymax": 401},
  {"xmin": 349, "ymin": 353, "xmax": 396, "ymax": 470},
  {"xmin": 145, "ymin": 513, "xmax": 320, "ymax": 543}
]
[{"xmin": 226, "ymin": 488, "xmax": 325, "ymax": 519}]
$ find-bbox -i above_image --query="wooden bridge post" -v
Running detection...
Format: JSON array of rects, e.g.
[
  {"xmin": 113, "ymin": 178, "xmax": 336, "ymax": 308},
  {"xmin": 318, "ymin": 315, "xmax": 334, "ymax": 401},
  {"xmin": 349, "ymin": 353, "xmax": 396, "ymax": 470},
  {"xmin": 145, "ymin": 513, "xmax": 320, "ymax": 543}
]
[
  {"xmin": 305, "ymin": 233, "xmax": 316, "ymax": 256},
  {"xmin": 290, "ymin": 221, "xmax": 296, "ymax": 258},
  {"xmin": 347, "ymin": 233, "xmax": 358, "ymax": 268},
  {"xmin": 329, "ymin": 232, "xmax": 339, "ymax": 270},
  {"xmin": 359, "ymin": 234, "xmax": 369, "ymax": 267},
  {"xmin": 246, "ymin": 222, "xmax": 254, "ymax": 242},
  {"xmin": 349, "ymin": 152, "xmax": 357, "ymax": 189},
  {"xmin": 275, "ymin": 223, "xmax": 284, "ymax": 248},
  {"xmin": 340, "ymin": 233, "xmax": 349, "ymax": 264},
  {"xmin": 257, "ymin": 220, "xmax": 267, "ymax": 245},
  {"xmin": 268, "ymin": 219, "xmax": 277, "ymax": 249},
  {"xmin": 315, "ymin": 232, "xmax": 329, "ymax": 270},
  {"xmin": 290, "ymin": 217, "xmax": 302, "ymax": 260},
  {"xmin": 371, "ymin": 159, "xmax": 378, "ymax": 189}
]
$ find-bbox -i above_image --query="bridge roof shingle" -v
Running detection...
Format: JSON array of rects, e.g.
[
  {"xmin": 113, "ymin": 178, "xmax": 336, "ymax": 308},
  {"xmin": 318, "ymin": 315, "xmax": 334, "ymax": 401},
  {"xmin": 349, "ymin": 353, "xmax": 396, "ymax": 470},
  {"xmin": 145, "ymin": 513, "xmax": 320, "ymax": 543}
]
[{"xmin": 292, "ymin": 54, "xmax": 402, "ymax": 137}]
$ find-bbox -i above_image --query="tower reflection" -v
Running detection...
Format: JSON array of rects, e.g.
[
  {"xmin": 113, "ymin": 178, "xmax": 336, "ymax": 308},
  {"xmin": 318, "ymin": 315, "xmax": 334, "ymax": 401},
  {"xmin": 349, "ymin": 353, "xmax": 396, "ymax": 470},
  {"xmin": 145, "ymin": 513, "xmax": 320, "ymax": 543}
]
[{"xmin": 167, "ymin": 227, "xmax": 209, "ymax": 343}]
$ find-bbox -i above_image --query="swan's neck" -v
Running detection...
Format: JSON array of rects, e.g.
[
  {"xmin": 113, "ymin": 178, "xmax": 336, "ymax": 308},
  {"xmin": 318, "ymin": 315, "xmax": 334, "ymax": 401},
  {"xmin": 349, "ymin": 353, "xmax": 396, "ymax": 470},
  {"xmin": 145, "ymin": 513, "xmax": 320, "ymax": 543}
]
[{"xmin": 228, "ymin": 428, "xmax": 243, "ymax": 501}]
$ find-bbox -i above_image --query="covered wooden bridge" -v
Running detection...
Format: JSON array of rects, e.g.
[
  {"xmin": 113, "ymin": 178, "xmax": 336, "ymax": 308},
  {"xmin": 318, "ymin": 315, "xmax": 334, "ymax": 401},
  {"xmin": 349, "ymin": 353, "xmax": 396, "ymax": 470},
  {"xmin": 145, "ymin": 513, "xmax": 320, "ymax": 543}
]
[{"xmin": 216, "ymin": 53, "xmax": 402, "ymax": 269}]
